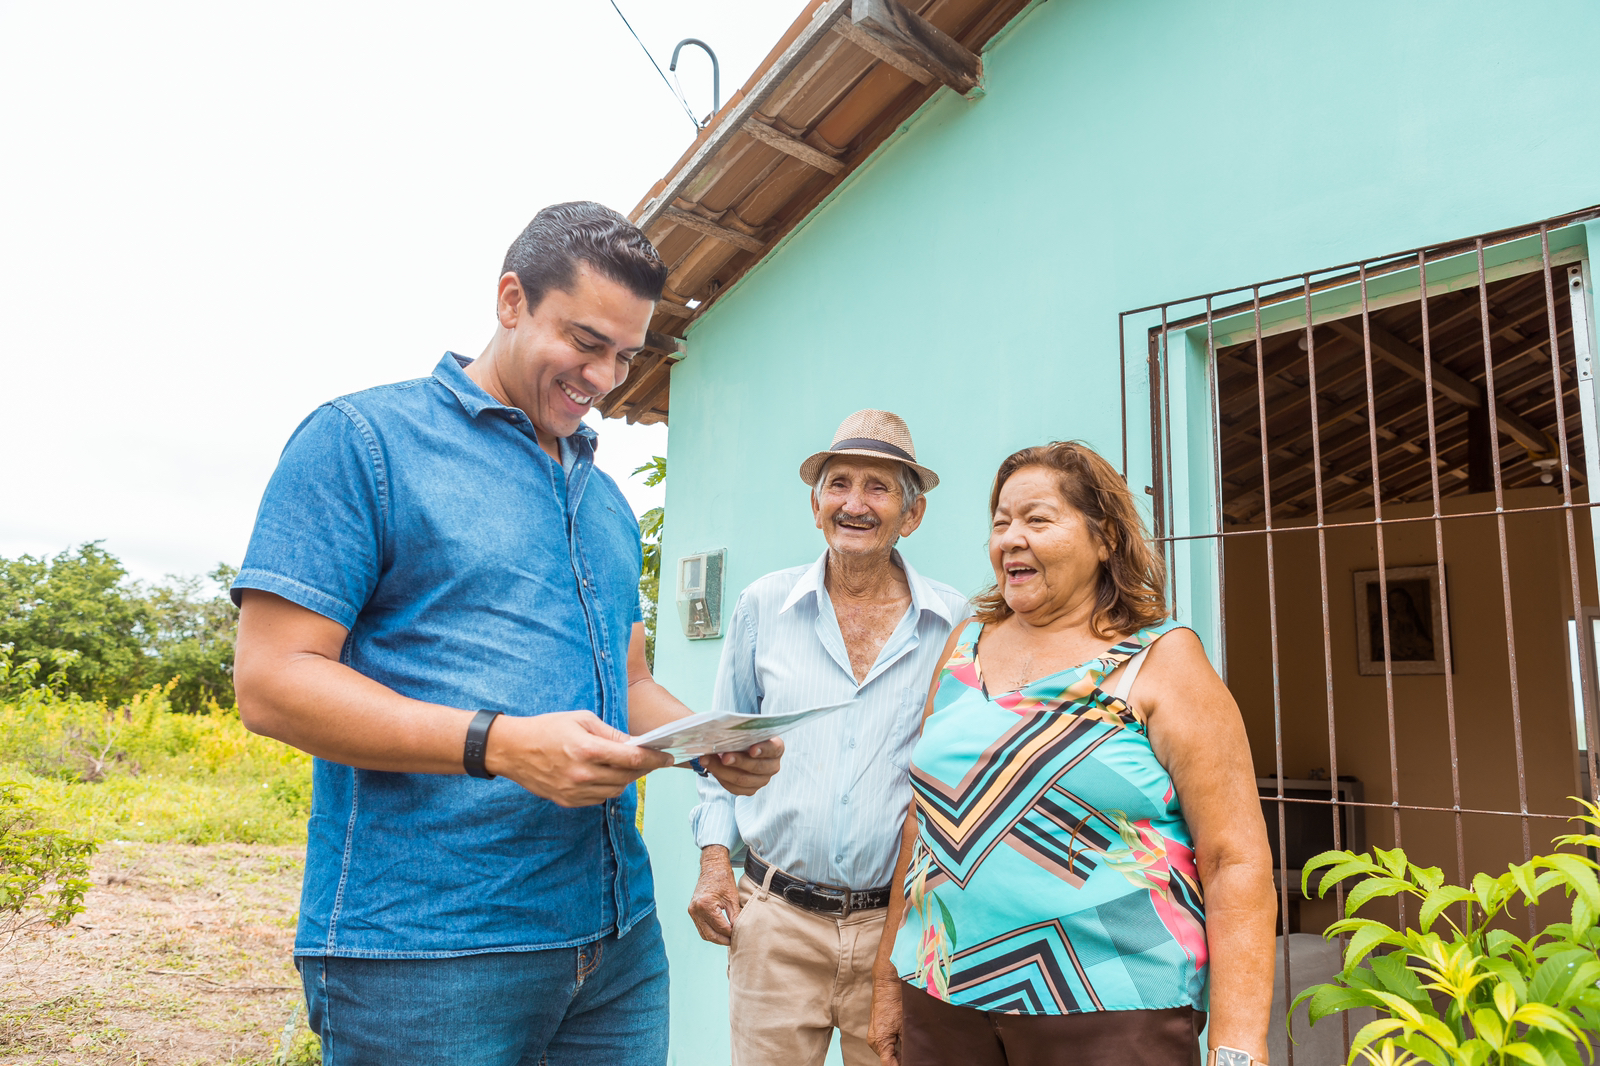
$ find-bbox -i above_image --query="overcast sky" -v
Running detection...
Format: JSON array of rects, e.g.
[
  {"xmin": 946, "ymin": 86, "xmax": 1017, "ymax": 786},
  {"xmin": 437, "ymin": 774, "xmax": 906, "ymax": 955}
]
[{"xmin": 0, "ymin": 0, "xmax": 802, "ymax": 585}]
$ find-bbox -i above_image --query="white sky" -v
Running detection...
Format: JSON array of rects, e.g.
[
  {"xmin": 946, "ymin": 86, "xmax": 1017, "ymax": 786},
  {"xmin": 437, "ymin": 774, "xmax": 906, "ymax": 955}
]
[{"xmin": 0, "ymin": 0, "xmax": 802, "ymax": 584}]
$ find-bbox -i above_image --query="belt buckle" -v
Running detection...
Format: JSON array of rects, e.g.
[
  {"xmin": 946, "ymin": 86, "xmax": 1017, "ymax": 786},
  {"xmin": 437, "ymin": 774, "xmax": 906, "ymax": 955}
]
[{"xmin": 813, "ymin": 882, "xmax": 851, "ymax": 918}]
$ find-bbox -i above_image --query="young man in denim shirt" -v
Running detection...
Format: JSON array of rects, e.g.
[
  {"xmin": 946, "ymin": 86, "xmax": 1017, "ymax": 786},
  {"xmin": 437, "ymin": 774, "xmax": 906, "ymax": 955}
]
[{"xmin": 232, "ymin": 202, "xmax": 782, "ymax": 1065}]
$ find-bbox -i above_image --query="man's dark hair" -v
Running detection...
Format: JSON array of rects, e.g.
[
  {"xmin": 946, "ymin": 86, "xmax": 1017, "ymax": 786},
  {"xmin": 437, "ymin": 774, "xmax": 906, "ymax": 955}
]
[{"xmin": 501, "ymin": 201, "xmax": 667, "ymax": 314}]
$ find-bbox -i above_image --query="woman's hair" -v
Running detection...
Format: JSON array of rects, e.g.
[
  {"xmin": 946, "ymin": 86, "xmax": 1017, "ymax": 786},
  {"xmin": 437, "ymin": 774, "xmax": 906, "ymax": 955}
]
[{"xmin": 972, "ymin": 441, "xmax": 1168, "ymax": 637}]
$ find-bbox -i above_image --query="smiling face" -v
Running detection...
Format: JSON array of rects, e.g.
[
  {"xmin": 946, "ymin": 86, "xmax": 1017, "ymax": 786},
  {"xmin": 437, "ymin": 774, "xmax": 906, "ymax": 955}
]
[
  {"xmin": 480, "ymin": 263, "xmax": 654, "ymax": 446},
  {"xmin": 811, "ymin": 456, "xmax": 926, "ymax": 559},
  {"xmin": 989, "ymin": 465, "xmax": 1109, "ymax": 620}
]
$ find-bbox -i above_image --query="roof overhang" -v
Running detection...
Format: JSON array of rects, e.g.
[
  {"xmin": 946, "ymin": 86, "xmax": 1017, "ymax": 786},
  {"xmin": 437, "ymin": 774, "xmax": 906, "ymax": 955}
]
[{"xmin": 597, "ymin": 0, "xmax": 1033, "ymax": 424}]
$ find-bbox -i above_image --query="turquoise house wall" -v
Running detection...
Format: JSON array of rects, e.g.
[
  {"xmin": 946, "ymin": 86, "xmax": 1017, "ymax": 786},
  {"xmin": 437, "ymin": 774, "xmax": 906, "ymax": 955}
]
[{"xmin": 638, "ymin": 1, "xmax": 1600, "ymax": 1061}]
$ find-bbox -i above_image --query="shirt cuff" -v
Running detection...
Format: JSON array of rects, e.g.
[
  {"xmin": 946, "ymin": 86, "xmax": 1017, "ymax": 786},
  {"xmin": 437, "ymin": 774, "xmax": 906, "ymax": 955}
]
[
  {"xmin": 230, "ymin": 568, "xmax": 360, "ymax": 629},
  {"xmin": 689, "ymin": 799, "xmax": 741, "ymax": 853}
]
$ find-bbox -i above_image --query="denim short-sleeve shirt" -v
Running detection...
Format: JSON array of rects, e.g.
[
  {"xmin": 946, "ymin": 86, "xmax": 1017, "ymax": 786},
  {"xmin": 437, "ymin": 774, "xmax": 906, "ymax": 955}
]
[{"xmin": 232, "ymin": 353, "xmax": 651, "ymax": 959}]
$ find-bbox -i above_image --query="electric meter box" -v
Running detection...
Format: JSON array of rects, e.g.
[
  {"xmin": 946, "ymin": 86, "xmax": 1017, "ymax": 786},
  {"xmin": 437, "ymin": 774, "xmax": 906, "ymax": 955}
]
[{"xmin": 676, "ymin": 549, "xmax": 726, "ymax": 640}]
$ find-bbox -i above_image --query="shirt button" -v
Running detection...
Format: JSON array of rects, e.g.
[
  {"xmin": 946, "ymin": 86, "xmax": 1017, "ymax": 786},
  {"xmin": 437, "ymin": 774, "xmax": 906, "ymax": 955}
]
[
  {"xmin": 835, "ymin": 854, "xmax": 844, "ymax": 863},
  {"xmin": 841, "ymin": 796, "xmax": 850, "ymax": 805},
  {"xmin": 848, "ymin": 738, "xmax": 857, "ymax": 748}
]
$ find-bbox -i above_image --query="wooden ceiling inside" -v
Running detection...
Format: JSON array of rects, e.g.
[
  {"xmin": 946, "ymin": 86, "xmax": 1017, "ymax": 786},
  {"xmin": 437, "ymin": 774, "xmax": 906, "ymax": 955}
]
[
  {"xmin": 1217, "ymin": 268, "xmax": 1584, "ymax": 525},
  {"xmin": 598, "ymin": 0, "xmax": 1033, "ymax": 425}
]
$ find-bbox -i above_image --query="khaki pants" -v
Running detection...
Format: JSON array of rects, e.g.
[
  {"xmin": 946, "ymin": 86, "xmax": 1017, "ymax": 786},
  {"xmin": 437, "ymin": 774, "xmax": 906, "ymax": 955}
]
[{"xmin": 728, "ymin": 871, "xmax": 886, "ymax": 1066}]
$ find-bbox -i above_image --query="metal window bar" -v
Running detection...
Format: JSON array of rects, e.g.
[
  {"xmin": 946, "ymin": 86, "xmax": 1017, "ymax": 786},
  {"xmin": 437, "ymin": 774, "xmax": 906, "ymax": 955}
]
[
  {"xmin": 1414, "ymin": 248, "xmax": 1469, "ymax": 896},
  {"xmin": 1117, "ymin": 204, "xmax": 1600, "ymax": 1066}
]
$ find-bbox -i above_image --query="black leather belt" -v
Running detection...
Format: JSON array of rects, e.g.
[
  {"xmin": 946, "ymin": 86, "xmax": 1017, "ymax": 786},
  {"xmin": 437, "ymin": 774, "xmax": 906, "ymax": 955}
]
[{"xmin": 745, "ymin": 853, "xmax": 890, "ymax": 918}]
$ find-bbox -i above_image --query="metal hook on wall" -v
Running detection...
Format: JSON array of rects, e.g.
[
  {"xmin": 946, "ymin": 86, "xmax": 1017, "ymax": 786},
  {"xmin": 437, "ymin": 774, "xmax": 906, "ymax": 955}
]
[{"xmin": 669, "ymin": 38, "xmax": 719, "ymax": 125}]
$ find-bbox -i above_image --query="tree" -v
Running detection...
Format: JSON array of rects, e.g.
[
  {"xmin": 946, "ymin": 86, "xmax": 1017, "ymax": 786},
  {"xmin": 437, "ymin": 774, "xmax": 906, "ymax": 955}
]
[
  {"xmin": 140, "ymin": 564, "xmax": 240, "ymax": 712},
  {"xmin": 0, "ymin": 543, "xmax": 148, "ymax": 702},
  {"xmin": 632, "ymin": 456, "xmax": 666, "ymax": 670},
  {"xmin": 0, "ymin": 545, "xmax": 239, "ymax": 710}
]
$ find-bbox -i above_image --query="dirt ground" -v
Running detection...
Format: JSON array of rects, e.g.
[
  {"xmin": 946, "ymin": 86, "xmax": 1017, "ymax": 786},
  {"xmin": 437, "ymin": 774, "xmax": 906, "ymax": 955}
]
[{"xmin": 0, "ymin": 842, "xmax": 313, "ymax": 1065}]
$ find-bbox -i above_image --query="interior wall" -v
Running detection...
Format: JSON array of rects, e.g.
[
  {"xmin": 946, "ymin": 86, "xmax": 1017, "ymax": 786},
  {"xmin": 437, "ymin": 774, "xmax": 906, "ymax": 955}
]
[{"xmin": 1223, "ymin": 487, "xmax": 1597, "ymax": 914}]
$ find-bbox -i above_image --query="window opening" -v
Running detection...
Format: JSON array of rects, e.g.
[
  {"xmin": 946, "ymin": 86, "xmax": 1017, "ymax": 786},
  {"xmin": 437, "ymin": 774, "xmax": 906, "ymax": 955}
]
[{"xmin": 1121, "ymin": 207, "xmax": 1600, "ymax": 1066}]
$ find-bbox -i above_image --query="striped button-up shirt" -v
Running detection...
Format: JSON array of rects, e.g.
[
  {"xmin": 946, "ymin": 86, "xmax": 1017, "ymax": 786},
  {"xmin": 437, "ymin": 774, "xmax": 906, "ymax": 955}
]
[{"xmin": 691, "ymin": 549, "xmax": 970, "ymax": 890}]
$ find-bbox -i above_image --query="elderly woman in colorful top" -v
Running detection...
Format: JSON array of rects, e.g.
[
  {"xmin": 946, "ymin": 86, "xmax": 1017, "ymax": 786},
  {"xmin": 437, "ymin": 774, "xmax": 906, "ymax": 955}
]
[{"xmin": 867, "ymin": 442, "xmax": 1275, "ymax": 1066}]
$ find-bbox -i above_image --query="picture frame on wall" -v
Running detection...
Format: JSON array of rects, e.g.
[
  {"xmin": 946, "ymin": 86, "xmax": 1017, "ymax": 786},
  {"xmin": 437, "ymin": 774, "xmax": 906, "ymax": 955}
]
[{"xmin": 1352, "ymin": 564, "xmax": 1449, "ymax": 676}]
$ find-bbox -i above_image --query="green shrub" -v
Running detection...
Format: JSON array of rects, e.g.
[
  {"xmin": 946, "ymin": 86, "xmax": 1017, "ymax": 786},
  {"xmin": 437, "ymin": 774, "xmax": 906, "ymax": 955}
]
[
  {"xmin": 1293, "ymin": 801, "xmax": 1600, "ymax": 1066},
  {"xmin": 0, "ymin": 781, "xmax": 95, "ymax": 945},
  {"xmin": 0, "ymin": 684, "xmax": 311, "ymax": 845}
]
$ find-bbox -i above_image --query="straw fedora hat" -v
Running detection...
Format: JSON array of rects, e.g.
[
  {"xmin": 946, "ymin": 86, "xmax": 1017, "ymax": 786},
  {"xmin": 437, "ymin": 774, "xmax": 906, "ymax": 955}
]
[{"xmin": 798, "ymin": 409, "xmax": 940, "ymax": 492}]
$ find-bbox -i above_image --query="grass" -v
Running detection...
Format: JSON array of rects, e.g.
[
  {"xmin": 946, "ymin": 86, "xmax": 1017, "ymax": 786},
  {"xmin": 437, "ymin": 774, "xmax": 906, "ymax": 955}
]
[
  {"xmin": 0, "ymin": 685, "xmax": 311, "ymax": 846},
  {"xmin": 1, "ymin": 687, "xmax": 319, "ymax": 1062}
]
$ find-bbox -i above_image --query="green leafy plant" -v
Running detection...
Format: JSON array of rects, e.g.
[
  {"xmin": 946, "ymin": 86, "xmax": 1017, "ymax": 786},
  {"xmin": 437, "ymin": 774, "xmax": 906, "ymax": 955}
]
[
  {"xmin": 0, "ymin": 781, "xmax": 96, "ymax": 948},
  {"xmin": 0, "ymin": 545, "xmax": 239, "ymax": 711},
  {"xmin": 1292, "ymin": 801, "xmax": 1600, "ymax": 1066},
  {"xmin": 1, "ymin": 683, "xmax": 313, "ymax": 845},
  {"xmin": 633, "ymin": 455, "xmax": 666, "ymax": 670},
  {"xmin": 0, "ymin": 543, "xmax": 150, "ymax": 702},
  {"xmin": 273, "ymin": 1003, "xmax": 323, "ymax": 1066}
]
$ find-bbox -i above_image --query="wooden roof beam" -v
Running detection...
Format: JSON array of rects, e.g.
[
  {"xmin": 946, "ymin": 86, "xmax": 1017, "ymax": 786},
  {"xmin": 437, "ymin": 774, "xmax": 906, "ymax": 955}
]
[
  {"xmin": 624, "ymin": 364, "xmax": 676, "ymax": 425},
  {"xmin": 633, "ymin": 0, "xmax": 852, "ymax": 231},
  {"xmin": 661, "ymin": 206, "xmax": 767, "ymax": 255},
  {"xmin": 832, "ymin": 16, "xmax": 934, "ymax": 84},
  {"xmin": 743, "ymin": 117, "xmax": 845, "ymax": 175},
  {"xmin": 595, "ymin": 353, "xmax": 662, "ymax": 418},
  {"xmin": 1328, "ymin": 319, "xmax": 1554, "ymax": 456},
  {"xmin": 644, "ymin": 331, "xmax": 687, "ymax": 356},
  {"xmin": 597, "ymin": 334, "xmax": 687, "ymax": 418},
  {"xmin": 1217, "ymin": 336, "xmax": 1365, "ymax": 432},
  {"xmin": 847, "ymin": 0, "xmax": 981, "ymax": 95}
]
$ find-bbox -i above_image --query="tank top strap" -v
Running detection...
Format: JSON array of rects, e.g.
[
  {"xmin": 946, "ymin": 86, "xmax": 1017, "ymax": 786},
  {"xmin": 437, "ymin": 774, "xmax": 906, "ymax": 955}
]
[
  {"xmin": 935, "ymin": 617, "xmax": 986, "ymax": 690},
  {"xmin": 1098, "ymin": 616, "xmax": 1183, "ymax": 668}
]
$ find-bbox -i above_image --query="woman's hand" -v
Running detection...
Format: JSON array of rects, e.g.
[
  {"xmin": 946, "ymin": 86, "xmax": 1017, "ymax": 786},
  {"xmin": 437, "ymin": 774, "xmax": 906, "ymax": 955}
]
[{"xmin": 867, "ymin": 971, "xmax": 904, "ymax": 1066}]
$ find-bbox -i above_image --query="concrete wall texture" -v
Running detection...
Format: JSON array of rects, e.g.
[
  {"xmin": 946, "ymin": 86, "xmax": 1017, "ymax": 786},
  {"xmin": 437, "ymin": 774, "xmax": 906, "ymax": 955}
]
[{"xmin": 636, "ymin": 1, "xmax": 1600, "ymax": 1060}]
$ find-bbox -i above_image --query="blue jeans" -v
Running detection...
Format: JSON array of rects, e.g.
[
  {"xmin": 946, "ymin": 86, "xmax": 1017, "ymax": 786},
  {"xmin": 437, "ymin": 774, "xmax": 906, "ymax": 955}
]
[{"xmin": 298, "ymin": 912, "xmax": 669, "ymax": 1066}]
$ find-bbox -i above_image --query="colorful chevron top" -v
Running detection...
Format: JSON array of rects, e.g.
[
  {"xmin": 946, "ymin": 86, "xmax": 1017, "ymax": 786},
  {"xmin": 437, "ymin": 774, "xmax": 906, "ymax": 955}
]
[{"xmin": 890, "ymin": 617, "xmax": 1208, "ymax": 1015}]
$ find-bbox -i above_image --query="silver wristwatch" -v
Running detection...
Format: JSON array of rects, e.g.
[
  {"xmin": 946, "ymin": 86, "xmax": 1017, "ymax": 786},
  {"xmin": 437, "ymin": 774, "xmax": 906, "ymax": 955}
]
[{"xmin": 1208, "ymin": 1049, "xmax": 1262, "ymax": 1066}]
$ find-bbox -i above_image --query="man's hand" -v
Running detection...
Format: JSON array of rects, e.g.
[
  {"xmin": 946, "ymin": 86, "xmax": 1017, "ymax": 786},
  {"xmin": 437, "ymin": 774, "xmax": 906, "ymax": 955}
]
[
  {"xmin": 486, "ymin": 710, "xmax": 673, "ymax": 808},
  {"xmin": 867, "ymin": 971, "xmax": 904, "ymax": 1066},
  {"xmin": 700, "ymin": 738, "xmax": 784, "ymax": 796},
  {"xmin": 688, "ymin": 844, "xmax": 742, "ymax": 945}
]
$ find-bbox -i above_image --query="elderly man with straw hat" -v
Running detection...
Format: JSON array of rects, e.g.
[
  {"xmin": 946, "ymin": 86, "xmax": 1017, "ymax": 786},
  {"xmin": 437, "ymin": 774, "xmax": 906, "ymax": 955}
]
[{"xmin": 688, "ymin": 410, "xmax": 969, "ymax": 1066}]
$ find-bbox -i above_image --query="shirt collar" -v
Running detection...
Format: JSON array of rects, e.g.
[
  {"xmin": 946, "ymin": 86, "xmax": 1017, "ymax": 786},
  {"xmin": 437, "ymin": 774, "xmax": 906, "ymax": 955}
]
[
  {"xmin": 432, "ymin": 352, "xmax": 599, "ymax": 452},
  {"xmin": 779, "ymin": 548, "xmax": 956, "ymax": 625}
]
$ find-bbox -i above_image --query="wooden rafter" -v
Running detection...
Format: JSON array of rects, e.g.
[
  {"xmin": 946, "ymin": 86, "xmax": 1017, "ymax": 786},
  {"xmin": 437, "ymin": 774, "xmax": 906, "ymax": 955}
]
[
  {"xmin": 848, "ymin": 0, "xmax": 981, "ymax": 94},
  {"xmin": 661, "ymin": 206, "xmax": 767, "ymax": 255},
  {"xmin": 742, "ymin": 117, "xmax": 846, "ymax": 175},
  {"xmin": 1216, "ymin": 257, "xmax": 1580, "ymax": 521},
  {"xmin": 621, "ymin": 0, "xmax": 1033, "ymax": 422}
]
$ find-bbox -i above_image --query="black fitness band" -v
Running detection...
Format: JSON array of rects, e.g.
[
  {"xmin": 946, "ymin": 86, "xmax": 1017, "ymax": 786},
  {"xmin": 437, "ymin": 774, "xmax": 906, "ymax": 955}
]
[{"xmin": 464, "ymin": 709, "xmax": 502, "ymax": 779}]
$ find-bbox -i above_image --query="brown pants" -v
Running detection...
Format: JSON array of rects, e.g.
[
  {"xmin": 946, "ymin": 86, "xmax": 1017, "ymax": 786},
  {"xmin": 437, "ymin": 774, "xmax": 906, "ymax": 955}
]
[
  {"xmin": 728, "ymin": 872, "xmax": 886, "ymax": 1066},
  {"xmin": 901, "ymin": 980, "xmax": 1204, "ymax": 1066}
]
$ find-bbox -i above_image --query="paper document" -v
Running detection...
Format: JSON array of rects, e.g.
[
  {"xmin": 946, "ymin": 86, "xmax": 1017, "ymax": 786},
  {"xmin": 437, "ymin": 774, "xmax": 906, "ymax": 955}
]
[{"xmin": 630, "ymin": 701, "xmax": 856, "ymax": 761}]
